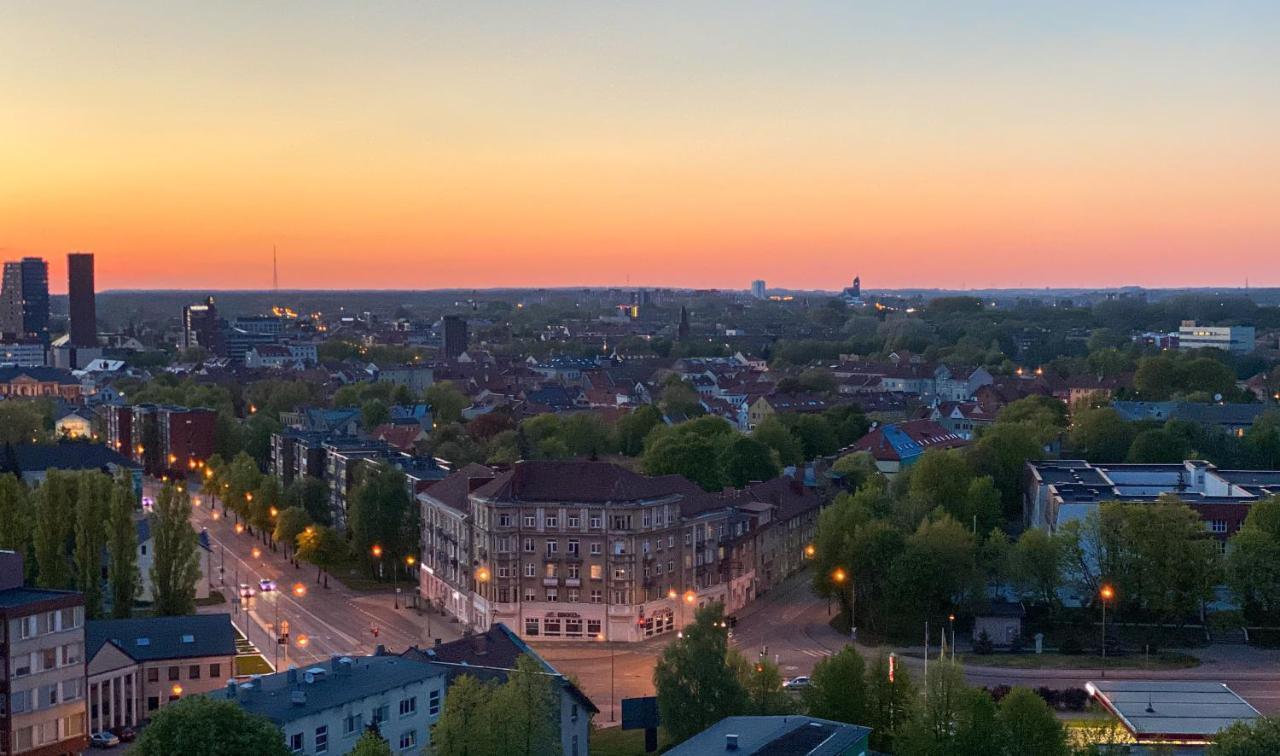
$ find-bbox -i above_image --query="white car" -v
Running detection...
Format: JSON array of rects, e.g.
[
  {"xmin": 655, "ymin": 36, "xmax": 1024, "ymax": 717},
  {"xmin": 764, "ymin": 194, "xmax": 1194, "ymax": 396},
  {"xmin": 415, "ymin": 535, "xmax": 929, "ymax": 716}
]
[
  {"xmin": 90, "ymin": 731, "xmax": 120, "ymax": 748},
  {"xmin": 258, "ymin": 578, "xmax": 277, "ymax": 593},
  {"xmin": 783, "ymin": 676, "xmax": 811, "ymax": 690},
  {"xmin": 238, "ymin": 583, "xmax": 256, "ymax": 599}
]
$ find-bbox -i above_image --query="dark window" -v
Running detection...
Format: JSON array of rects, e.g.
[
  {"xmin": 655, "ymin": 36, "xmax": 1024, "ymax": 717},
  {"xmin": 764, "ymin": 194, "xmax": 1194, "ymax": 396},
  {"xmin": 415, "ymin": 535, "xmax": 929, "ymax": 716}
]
[
  {"xmin": 147, "ymin": 696, "xmax": 159, "ymax": 711},
  {"xmin": 167, "ymin": 666, "xmax": 179, "ymax": 681},
  {"xmin": 147, "ymin": 669, "xmax": 159, "ymax": 683},
  {"xmin": 209, "ymin": 663, "xmax": 221, "ymax": 678},
  {"xmin": 189, "ymin": 665, "xmax": 201, "ymax": 679}
]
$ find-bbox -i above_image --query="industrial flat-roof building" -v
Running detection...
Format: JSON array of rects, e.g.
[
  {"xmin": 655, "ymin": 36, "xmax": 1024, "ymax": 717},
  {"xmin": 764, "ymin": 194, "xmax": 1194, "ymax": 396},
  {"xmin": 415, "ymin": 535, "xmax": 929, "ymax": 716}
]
[{"xmin": 1087, "ymin": 680, "xmax": 1260, "ymax": 748}]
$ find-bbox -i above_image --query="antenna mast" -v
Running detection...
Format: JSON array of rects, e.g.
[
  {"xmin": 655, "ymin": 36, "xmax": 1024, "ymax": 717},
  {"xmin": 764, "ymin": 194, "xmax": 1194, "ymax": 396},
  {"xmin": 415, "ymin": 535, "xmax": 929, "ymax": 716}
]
[{"xmin": 273, "ymin": 245, "xmax": 279, "ymax": 291}]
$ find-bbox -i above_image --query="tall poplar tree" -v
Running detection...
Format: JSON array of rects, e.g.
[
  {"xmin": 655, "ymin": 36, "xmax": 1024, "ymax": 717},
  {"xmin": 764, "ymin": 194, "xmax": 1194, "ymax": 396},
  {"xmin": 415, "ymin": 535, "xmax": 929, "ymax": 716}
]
[
  {"xmin": 150, "ymin": 484, "xmax": 200, "ymax": 616},
  {"xmin": 74, "ymin": 472, "xmax": 111, "ymax": 617},
  {"xmin": 108, "ymin": 474, "xmax": 141, "ymax": 618},
  {"xmin": 33, "ymin": 470, "xmax": 75, "ymax": 588}
]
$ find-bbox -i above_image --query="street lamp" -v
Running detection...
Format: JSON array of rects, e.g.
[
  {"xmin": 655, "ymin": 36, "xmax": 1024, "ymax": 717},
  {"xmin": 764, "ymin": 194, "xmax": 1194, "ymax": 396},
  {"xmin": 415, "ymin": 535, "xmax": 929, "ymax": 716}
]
[
  {"xmin": 804, "ymin": 544, "xmax": 816, "ymax": 559},
  {"xmin": 1100, "ymin": 584, "xmax": 1115, "ymax": 666},
  {"xmin": 832, "ymin": 568, "xmax": 853, "ymax": 640},
  {"xmin": 405, "ymin": 556, "xmax": 417, "ymax": 609},
  {"xmin": 948, "ymin": 613, "xmax": 956, "ymax": 662},
  {"xmin": 371, "ymin": 544, "xmax": 384, "ymax": 580},
  {"xmin": 235, "ymin": 523, "xmax": 244, "ymax": 535},
  {"xmin": 251, "ymin": 546, "xmax": 261, "ymax": 560},
  {"xmin": 597, "ymin": 631, "xmax": 616, "ymax": 722}
]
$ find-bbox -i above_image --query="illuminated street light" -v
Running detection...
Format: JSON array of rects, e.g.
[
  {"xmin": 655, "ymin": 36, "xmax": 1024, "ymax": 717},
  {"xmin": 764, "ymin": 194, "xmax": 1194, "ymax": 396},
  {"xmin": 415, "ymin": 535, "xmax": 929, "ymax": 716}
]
[
  {"xmin": 804, "ymin": 544, "xmax": 816, "ymax": 559},
  {"xmin": 251, "ymin": 547, "xmax": 261, "ymax": 559},
  {"xmin": 293, "ymin": 582, "xmax": 307, "ymax": 598}
]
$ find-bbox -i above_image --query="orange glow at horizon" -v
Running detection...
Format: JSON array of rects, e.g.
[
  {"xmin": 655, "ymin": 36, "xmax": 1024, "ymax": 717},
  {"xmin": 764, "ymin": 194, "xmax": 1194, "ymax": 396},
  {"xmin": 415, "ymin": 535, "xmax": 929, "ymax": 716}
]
[{"xmin": 2, "ymin": 3, "xmax": 1277, "ymax": 291}]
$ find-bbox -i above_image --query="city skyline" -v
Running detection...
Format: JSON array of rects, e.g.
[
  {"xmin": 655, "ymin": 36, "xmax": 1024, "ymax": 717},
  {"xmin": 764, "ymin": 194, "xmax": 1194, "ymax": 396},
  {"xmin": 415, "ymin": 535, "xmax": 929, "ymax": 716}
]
[{"xmin": 3, "ymin": 2, "xmax": 1278, "ymax": 291}]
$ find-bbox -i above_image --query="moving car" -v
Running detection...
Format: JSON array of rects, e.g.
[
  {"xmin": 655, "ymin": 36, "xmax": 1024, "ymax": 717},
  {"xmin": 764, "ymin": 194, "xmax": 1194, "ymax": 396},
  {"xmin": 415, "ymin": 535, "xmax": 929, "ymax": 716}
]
[
  {"xmin": 783, "ymin": 676, "xmax": 811, "ymax": 690},
  {"xmin": 238, "ymin": 583, "xmax": 256, "ymax": 599},
  {"xmin": 258, "ymin": 578, "xmax": 277, "ymax": 593},
  {"xmin": 90, "ymin": 731, "xmax": 121, "ymax": 748}
]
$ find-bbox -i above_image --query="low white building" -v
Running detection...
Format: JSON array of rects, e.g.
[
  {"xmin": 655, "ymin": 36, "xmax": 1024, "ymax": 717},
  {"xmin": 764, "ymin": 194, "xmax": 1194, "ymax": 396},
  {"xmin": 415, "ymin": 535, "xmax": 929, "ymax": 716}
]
[{"xmin": 1178, "ymin": 320, "xmax": 1256, "ymax": 354}]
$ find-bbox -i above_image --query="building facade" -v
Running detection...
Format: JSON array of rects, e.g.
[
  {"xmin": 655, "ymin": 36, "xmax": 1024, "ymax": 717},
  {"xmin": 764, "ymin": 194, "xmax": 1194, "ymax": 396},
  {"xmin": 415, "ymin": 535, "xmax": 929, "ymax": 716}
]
[
  {"xmin": 1177, "ymin": 320, "xmax": 1256, "ymax": 354},
  {"xmin": 0, "ymin": 258, "xmax": 50, "ymax": 342},
  {"xmin": 66, "ymin": 253, "xmax": 96, "ymax": 347},
  {"xmin": 0, "ymin": 551, "xmax": 88, "ymax": 756}
]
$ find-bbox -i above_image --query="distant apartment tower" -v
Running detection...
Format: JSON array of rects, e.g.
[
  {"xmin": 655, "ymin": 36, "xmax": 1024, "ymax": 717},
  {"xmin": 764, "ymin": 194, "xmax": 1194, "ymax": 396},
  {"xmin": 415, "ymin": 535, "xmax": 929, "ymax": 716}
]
[
  {"xmin": 181, "ymin": 297, "xmax": 225, "ymax": 355},
  {"xmin": 67, "ymin": 252, "xmax": 96, "ymax": 346},
  {"xmin": 751, "ymin": 280, "xmax": 766, "ymax": 299},
  {"xmin": 441, "ymin": 314, "xmax": 468, "ymax": 358},
  {"xmin": 1178, "ymin": 320, "xmax": 1256, "ymax": 354},
  {"xmin": 0, "ymin": 550, "xmax": 89, "ymax": 754},
  {"xmin": 0, "ymin": 257, "xmax": 50, "ymax": 340}
]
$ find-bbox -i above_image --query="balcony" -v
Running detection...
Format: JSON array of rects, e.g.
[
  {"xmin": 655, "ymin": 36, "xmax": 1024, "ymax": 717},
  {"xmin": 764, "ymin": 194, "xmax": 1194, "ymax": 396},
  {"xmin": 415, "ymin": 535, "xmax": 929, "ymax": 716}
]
[
  {"xmin": 542, "ymin": 577, "xmax": 560, "ymax": 587},
  {"xmin": 565, "ymin": 578, "xmax": 581, "ymax": 588}
]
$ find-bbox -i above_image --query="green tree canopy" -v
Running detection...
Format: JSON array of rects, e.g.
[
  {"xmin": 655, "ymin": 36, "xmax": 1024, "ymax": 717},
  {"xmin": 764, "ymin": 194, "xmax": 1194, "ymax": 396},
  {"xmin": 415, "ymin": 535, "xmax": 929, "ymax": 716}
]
[
  {"xmin": 135, "ymin": 696, "xmax": 289, "ymax": 756},
  {"xmin": 654, "ymin": 602, "xmax": 748, "ymax": 744}
]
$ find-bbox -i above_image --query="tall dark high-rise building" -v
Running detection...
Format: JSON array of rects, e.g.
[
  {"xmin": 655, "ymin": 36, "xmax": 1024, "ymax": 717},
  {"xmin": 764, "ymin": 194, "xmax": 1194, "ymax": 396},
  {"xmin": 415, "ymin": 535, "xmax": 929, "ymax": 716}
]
[
  {"xmin": 441, "ymin": 314, "xmax": 468, "ymax": 358},
  {"xmin": 182, "ymin": 296, "xmax": 225, "ymax": 355},
  {"xmin": 67, "ymin": 252, "xmax": 96, "ymax": 346},
  {"xmin": 677, "ymin": 305, "xmax": 690, "ymax": 341},
  {"xmin": 0, "ymin": 257, "xmax": 50, "ymax": 340}
]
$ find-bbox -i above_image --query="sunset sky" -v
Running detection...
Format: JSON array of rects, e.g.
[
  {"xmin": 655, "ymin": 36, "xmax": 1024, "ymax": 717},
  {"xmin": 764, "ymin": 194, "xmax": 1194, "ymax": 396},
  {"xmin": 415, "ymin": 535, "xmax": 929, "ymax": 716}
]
[{"xmin": 2, "ymin": 2, "xmax": 1277, "ymax": 292}]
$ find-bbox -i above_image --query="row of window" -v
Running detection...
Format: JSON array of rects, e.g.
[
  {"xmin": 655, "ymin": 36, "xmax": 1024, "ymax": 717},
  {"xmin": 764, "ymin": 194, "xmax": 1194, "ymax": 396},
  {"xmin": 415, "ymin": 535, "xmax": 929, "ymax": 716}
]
[
  {"xmin": 12, "ymin": 642, "xmax": 83, "ymax": 678},
  {"xmin": 8, "ymin": 607, "xmax": 84, "ymax": 642},
  {"xmin": 524, "ymin": 617, "xmax": 603, "ymax": 638},
  {"xmin": 10, "ymin": 713, "xmax": 85, "ymax": 751},
  {"xmin": 496, "ymin": 508, "xmax": 676, "ymax": 532},
  {"xmin": 501, "ymin": 588, "xmax": 632, "ymax": 605},
  {"xmin": 4, "ymin": 678, "xmax": 86, "ymax": 715},
  {"xmin": 145, "ymin": 662, "xmax": 222, "ymax": 683},
  {"xmin": 286, "ymin": 692, "xmax": 439, "ymax": 754}
]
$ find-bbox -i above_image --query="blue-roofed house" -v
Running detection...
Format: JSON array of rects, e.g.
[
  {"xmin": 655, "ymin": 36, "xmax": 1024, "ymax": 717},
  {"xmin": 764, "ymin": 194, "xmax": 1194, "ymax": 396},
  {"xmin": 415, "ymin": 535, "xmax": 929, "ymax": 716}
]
[
  {"xmin": 666, "ymin": 715, "xmax": 872, "ymax": 756},
  {"xmin": 86, "ymin": 613, "xmax": 237, "ymax": 731},
  {"xmin": 209, "ymin": 654, "xmax": 447, "ymax": 756}
]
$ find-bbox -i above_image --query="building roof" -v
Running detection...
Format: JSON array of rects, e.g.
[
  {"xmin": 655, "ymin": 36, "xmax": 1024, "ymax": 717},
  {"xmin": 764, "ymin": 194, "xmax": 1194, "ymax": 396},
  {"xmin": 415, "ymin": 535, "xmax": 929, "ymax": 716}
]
[
  {"xmin": 1087, "ymin": 680, "xmax": 1260, "ymax": 743},
  {"xmin": 0, "ymin": 586, "xmax": 83, "ymax": 610},
  {"xmin": 208, "ymin": 655, "xmax": 445, "ymax": 725},
  {"xmin": 401, "ymin": 623, "xmax": 598, "ymax": 714},
  {"xmin": 420, "ymin": 463, "xmax": 496, "ymax": 514},
  {"xmin": 86, "ymin": 613, "xmax": 236, "ymax": 662},
  {"xmin": 666, "ymin": 715, "xmax": 871, "ymax": 756},
  {"xmin": 472, "ymin": 460, "xmax": 701, "ymax": 504},
  {"xmin": 846, "ymin": 419, "xmax": 968, "ymax": 462},
  {"xmin": 1112, "ymin": 400, "xmax": 1268, "ymax": 427},
  {"xmin": 0, "ymin": 441, "xmax": 141, "ymax": 476},
  {"xmin": 0, "ymin": 366, "xmax": 79, "ymax": 385}
]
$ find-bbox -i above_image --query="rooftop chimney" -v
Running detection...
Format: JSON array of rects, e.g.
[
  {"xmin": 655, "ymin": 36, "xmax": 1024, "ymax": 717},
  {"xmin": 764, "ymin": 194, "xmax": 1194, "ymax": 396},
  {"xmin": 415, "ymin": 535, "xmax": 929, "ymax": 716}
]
[
  {"xmin": 472, "ymin": 634, "xmax": 488, "ymax": 655},
  {"xmin": 726, "ymin": 733, "xmax": 739, "ymax": 751},
  {"xmin": 286, "ymin": 668, "xmax": 298, "ymax": 686}
]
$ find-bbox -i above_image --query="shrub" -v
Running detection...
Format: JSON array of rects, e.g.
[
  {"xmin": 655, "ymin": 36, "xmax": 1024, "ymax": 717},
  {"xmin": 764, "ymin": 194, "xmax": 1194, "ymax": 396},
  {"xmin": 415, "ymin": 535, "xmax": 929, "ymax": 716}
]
[{"xmin": 973, "ymin": 630, "xmax": 994, "ymax": 655}]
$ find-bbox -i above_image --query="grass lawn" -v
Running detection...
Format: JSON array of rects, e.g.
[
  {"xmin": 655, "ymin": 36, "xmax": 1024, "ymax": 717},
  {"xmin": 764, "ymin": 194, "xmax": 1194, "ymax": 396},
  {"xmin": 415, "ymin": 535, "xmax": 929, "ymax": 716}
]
[
  {"xmin": 960, "ymin": 651, "xmax": 1199, "ymax": 670},
  {"xmin": 235, "ymin": 654, "xmax": 274, "ymax": 676},
  {"xmin": 590, "ymin": 726, "xmax": 671, "ymax": 756},
  {"xmin": 195, "ymin": 589, "xmax": 227, "ymax": 606}
]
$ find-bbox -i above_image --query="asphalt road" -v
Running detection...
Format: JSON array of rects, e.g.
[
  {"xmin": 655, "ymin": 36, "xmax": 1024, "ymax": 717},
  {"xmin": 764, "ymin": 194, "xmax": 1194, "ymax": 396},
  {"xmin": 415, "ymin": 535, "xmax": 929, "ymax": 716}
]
[{"xmin": 179, "ymin": 483, "xmax": 466, "ymax": 671}]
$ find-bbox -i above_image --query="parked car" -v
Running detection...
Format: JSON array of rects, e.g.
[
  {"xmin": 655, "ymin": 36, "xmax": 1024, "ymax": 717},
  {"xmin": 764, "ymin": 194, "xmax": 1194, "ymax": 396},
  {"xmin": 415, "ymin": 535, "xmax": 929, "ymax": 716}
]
[
  {"xmin": 783, "ymin": 676, "xmax": 811, "ymax": 690},
  {"xmin": 110, "ymin": 725, "xmax": 136, "ymax": 743},
  {"xmin": 90, "ymin": 731, "xmax": 121, "ymax": 748},
  {"xmin": 258, "ymin": 578, "xmax": 277, "ymax": 593}
]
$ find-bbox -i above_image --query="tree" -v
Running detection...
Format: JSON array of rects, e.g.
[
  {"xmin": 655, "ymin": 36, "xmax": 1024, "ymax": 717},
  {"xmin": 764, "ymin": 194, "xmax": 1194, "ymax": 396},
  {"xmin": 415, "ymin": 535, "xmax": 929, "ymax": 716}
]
[
  {"xmin": 433, "ymin": 674, "xmax": 499, "ymax": 756},
  {"xmin": 732, "ymin": 652, "xmax": 791, "ymax": 716},
  {"xmin": 788, "ymin": 415, "xmax": 839, "ymax": 459},
  {"xmin": 0, "ymin": 474, "xmax": 33, "ymax": 559},
  {"xmin": 74, "ymin": 472, "xmax": 111, "ymax": 617},
  {"xmin": 1227, "ymin": 497, "xmax": 1280, "ymax": 624},
  {"xmin": 32, "ymin": 470, "xmax": 75, "ymax": 588},
  {"xmin": 296, "ymin": 525, "xmax": 348, "ymax": 587},
  {"xmin": 969, "ymin": 422, "xmax": 1047, "ymax": 520},
  {"xmin": 136, "ymin": 696, "xmax": 290, "ymax": 756},
  {"xmin": 1069, "ymin": 407, "xmax": 1136, "ymax": 462},
  {"xmin": 1127, "ymin": 428, "xmax": 1192, "ymax": 463},
  {"xmin": 107, "ymin": 474, "xmax": 141, "ymax": 618},
  {"xmin": 348, "ymin": 467, "xmax": 417, "ymax": 573},
  {"xmin": 273, "ymin": 507, "xmax": 312, "ymax": 561},
  {"xmin": 1008, "ymin": 528, "xmax": 1061, "ymax": 607},
  {"xmin": 997, "ymin": 688, "xmax": 1067, "ymax": 756},
  {"xmin": 250, "ymin": 476, "xmax": 284, "ymax": 541},
  {"xmin": 718, "ymin": 435, "xmax": 780, "ymax": 487},
  {"xmin": 613, "ymin": 405, "xmax": 663, "ymax": 456},
  {"xmin": 0, "ymin": 401, "xmax": 46, "ymax": 444},
  {"xmin": 831, "ymin": 452, "xmax": 881, "ymax": 492},
  {"xmin": 490, "ymin": 655, "xmax": 562, "ymax": 755},
  {"xmin": 224, "ymin": 451, "xmax": 263, "ymax": 521},
  {"xmin": 1210, "ymin": 716, "xmax": 1280, "ymax": 755},
  {"xmin": 897, "ymin": 659, "xmax": 971, "ymax": 755},
  {"xmin": 659, "ymin": 379, "xmax": 704, "ymax": 419},
  {"xmin": 888, "ymin": 516, "xmax": 977, "ymax": 629},
  {"xmin": 350, "ymin": 728, "xmax": 393, "ymax": 756},
  {"xmin": 642, "ymin": 433, "xmax": 725, "ymax": 491},
  {"xmin": 654, "ymin": 603, "xmax": 747, "ymax": 744},
  {"xmin": 425, "ymin": 381, "xmax": 468, "ymax": 424},
  {"xmin": 753, "ymin": 416, "xmax": 803, "ymax": 467},
  {"xmin": 150, "ymin": 484, "xmax": 201, "ymax": 616},
  {"xmin": 864, "ymin": 653, "xmax": 915, "ymax": 753},
  {"xmin": 361, "ymin": 398, "xmax": 390, "ymax": 428},
  {"xmin": 284, "ymin": 475, "xmax": 331, "ymax": 525},
  {"xmin": 803, "ymin": 646, "xmax": 867, "ymax": 724}
]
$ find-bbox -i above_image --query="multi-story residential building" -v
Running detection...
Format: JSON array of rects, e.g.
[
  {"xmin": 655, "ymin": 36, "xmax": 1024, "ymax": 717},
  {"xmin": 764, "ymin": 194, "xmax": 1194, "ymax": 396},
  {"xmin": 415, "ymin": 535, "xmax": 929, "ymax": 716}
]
[
  {"xmin": 0, "ymin": 341, "xmax": 46, "ymax": 368},
  {"xmin": 85, "ymin": 614, "xmax": 236, "ymax": 731},
  {"xmin": 102, "ymin": 404, "xmax": 217, "ymax": 477},
  {"xmin": 1024, "ymin": 459, "xmax": 1280, "ymax": 544},
  {"xmin": 1177, "ymin": 320, "xmax": 1256, "ymax": 354},
  {"xmin": 0, "ymin": 550, "xmax": 88, "ymax": 756},
  {"xmin": 210, "ymin": 654, "xmax": 446, "ymax": 756},
  {"xmin": 421, "ymin": 460, "xmax": 829, "ymax": 643},
  {"xmin": 750, "ymin": 280, "xmax": 766, "ymax": 299},
  {"xmin": 0, "ymin": 258, "xmax": 50, "ymax": 342}
]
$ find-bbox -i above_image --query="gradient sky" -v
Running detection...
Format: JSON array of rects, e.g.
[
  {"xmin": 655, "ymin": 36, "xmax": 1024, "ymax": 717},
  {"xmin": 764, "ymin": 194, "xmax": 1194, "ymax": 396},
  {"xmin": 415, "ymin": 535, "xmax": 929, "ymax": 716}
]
[{"xmin": 2, "ymin": 2, "xmax": 1277, "ymax": 292}]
